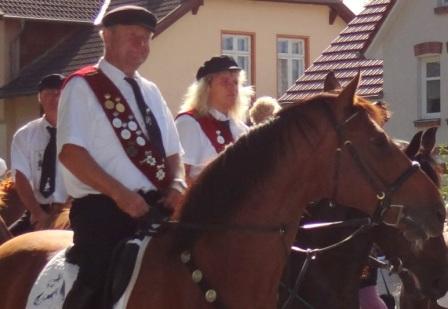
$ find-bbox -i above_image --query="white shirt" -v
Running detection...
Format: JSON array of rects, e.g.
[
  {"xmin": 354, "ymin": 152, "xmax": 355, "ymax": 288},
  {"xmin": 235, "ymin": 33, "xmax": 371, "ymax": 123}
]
[
  {"xmin": 57, "ymin": 58, "xmax": 182, "ymax": 198},
  {"xmin": 175, "ymin": 108, "xmax": 248, "ymax": 178},
  {"xmin": 11, "ymin": 117, "xmax": 69, "ymax": 204},
  {"xmin": 0, "ymin": 158, "xmax": 6, "ymax": 177}
]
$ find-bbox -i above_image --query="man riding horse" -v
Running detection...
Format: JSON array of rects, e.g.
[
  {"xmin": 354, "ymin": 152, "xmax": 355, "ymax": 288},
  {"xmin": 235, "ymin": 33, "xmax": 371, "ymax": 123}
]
[
  {"xmin": 57, "ymin": 5, "xmax": 186, "ymax": 308},
  {"xmin": 9, "ymin": 74, "xmax": 71, "ymax": 235}
]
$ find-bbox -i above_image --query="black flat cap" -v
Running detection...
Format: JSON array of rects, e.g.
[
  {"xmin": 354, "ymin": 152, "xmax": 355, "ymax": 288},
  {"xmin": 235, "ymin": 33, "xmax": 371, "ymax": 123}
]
[
  {"xmin": 196, "ymin": 55, "xmax": 241, "ymax": 81},
  {"xmin": 38, "ymin": 74, "xmax": 65, "ymax": 92},
  {"xmin": 102, "ymin": 5, "xmax": 157, "ymax": 32}
]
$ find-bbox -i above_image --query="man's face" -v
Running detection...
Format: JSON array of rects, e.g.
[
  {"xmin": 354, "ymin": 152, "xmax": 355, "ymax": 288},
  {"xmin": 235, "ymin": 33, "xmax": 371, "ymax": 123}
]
[
  {"xmin": 39, "ymin": 88, "xmax": 61, "ymax": 115},
  {"xmin": 208, "ymin": 71, "xmax": 239, "ymax": 113},
  {"xmin": 104, "ymin": 24, "xmax": 152, "ymax": 72}
]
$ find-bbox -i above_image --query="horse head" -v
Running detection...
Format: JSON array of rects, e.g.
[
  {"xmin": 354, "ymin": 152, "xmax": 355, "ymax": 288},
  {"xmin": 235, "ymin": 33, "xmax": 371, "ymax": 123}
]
[
  {"xmin": 303, "ymin": 73, "xmax": 445, "ymax": 241},
  {"xmin": 375, "ymin": 128, "xmax": 448, "ymax": 302}
]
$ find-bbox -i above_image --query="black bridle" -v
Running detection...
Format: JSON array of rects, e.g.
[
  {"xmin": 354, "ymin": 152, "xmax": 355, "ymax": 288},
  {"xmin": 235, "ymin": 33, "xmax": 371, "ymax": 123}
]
[
  {"xmin": 279, "ymin": 104, "xmax": 423, "ymax": 309},
  {"xmin": 322, "ymin": 103, "xmax": 421, "ymax": 227}
]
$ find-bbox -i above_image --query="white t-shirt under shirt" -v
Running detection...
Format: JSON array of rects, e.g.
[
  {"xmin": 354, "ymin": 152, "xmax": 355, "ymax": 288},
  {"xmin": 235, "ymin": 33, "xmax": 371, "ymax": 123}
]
[
  {"xmin": 11, "ymin": 117, "xmax": 69, "ymax": 204},
  {"xmin": 57, "ymin": 58, "xmax": 182, "ymax": 198},
  {"xmin": 175, "ymin": 108, "xmax": 248, "ymax": 178}
]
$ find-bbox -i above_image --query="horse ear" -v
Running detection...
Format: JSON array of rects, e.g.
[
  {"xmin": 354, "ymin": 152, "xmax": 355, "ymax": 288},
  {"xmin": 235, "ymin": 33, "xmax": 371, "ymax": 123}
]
[
  {"xmin": 324, "ymin": 71, "xmax": 341, "ymax": 92},
  {"xmin": 421, "ymin": 127, "xmax": 437, "ymax": 155},
  {"xmin": 404, "ymin": 131, "xmax": 423, "ymax": 158},
  {"xmin": 337, "ymin": 72, "xmax": 360, "ymax": 108}
]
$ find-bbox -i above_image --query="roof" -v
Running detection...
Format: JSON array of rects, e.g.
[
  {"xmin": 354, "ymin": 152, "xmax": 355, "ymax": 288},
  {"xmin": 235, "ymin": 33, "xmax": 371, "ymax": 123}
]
[
  {"xmin": 0, "ymin": 0, "xmax": 352, "ymax": 98},
  {"xmin": 0, "ymin": 0, "xmax": 106, "ymax": 23},
  {"xmin": 0, "ymin": 0, "xmax": 198, "ymax": 98},
  {"xmin": 279, "ymin": 0, "xmax": 397, "ymax": 103}
]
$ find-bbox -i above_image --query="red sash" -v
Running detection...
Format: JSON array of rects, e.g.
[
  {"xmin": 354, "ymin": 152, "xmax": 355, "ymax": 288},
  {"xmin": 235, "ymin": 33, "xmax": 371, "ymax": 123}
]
[
  {"xmin": 65, "ymin": 66, "xmax": 171, "ymax": 190},
  {"xmin": 176, "ymin": 110, "xmax": 234, "ymax": 153}
]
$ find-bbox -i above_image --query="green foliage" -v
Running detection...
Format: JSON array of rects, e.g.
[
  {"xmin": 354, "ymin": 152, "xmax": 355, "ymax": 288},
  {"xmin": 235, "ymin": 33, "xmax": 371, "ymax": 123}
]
[{"xmin": 437, "ymin": 144, "xmax": 448, "ymax": 203}]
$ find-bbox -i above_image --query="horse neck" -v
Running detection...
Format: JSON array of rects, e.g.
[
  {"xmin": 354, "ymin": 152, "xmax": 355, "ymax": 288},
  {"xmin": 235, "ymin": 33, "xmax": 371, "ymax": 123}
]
[{"xmin": 190, "ymin": 144, "xmax": 332, "ymax": 306}]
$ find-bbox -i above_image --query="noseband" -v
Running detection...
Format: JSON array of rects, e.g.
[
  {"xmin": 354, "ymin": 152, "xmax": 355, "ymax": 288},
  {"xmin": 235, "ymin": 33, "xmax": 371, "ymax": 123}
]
[{"xmin": 323, "ymin": 103, "xmax": 421, "ymax": 227}]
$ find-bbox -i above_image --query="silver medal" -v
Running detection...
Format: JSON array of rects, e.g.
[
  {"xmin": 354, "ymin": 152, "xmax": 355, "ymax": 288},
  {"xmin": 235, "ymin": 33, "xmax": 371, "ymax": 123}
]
[
  {"xmin": 217, "ymin": 136, "xmax": 225, "ymax": 144},
  {"xmin": 136, "ymin": 136, "xmax": 146, "ymax": 146},
  {"xmin": 128, "ymin": 121, "xmax": 138, "ymax": 131},
  {"xmin": 121, "ymin": 129, "xmax": 131, "ymax": 140},
  {"xmin": 112, "ymin": 118, "xmax": 122, "ymax": 128}
]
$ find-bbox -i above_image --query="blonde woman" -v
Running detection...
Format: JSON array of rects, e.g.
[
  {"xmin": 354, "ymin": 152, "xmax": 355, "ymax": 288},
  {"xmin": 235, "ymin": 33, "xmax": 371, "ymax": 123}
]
[{"xmin": 176, "ymin": 56, "xmax": 254, "ymax": 183}]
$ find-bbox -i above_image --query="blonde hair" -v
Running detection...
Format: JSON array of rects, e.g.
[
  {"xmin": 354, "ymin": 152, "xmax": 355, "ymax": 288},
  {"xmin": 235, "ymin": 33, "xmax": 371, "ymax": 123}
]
[
  {"xmin": 249, "ymin": 96, "xmax": 281, "ymax": 124},
  {"xmin": 179, "ymin": 70, "xmax": 254, "ymax": 121}
]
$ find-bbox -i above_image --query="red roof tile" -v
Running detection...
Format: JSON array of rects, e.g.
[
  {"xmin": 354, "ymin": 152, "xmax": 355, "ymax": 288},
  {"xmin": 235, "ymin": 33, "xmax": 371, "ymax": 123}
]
[
  {"xmin": 279, "ymin": 0, "xmax": 396, "ymax": 102},
  {"xmin": 0, "ymin": 0, "xmax": 106, "ymax": 23},
  {"xmin": 0, "ymin": 0, "xmax": 198, "ymax": 98}
]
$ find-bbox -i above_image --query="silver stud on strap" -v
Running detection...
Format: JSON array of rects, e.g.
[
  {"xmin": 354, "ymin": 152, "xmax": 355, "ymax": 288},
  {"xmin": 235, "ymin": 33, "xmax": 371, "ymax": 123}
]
[
  {"xmin": 205, "ymin": 289, "xmax": 217, "ymax": 303},
  {"xmin": 192, "ymin": 269, "xmax": 203, "ymax": 283},
  {"xmin": 180, "ymin": 251, "xmax": 191, "ymax": 263}
]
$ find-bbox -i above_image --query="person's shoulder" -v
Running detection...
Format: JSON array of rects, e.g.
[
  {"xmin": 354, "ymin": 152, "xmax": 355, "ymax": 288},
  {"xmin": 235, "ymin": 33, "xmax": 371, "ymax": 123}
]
[
  {"xmin": 15, "ymin": 118, "xmax": 43, "ymax": 134},
  {"xmin": 12, "ymin": 118, "xmax": 43, "ymax": 144},
  {"xmin": 175, "ymin": 112, "xmax": 196, "ymax": 123},
  {"xmin": 232, "ymin": 118, "xmax": 249, "ymax": 131},
  {"xmin": 138, "ymin": 77, "xmax": 157, "ymax": 90}
]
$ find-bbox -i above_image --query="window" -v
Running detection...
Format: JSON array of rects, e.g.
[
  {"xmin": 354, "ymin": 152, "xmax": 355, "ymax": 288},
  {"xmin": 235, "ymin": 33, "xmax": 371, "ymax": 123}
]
[
  {"xmin": 277, "ymin": 37, "xmax": 306, "ymax": 97},
  {"xmin": 421, "ymin": 57, "xmax": 441, "ymax": 118},
  {"xmin": 438, "ymin": 0, "xmax": 448, "ymax": 6},
  {"xmin": 222, "ymin": 33, "xmax": 252, "ymax": 84}
]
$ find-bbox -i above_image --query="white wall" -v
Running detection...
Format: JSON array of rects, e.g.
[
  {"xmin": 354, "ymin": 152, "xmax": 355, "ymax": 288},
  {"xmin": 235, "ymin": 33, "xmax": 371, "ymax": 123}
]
[{"xmin": 367, "ymin": 0, "xmax": 448, "ymax": 142}]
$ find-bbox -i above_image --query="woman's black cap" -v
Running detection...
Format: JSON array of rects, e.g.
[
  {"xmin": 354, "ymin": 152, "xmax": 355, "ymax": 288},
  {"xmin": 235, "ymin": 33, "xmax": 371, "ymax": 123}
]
[
  {"xmin": 196, "ymin": 55, "xmax": 241, "ymax": 81},
  {"xmin": 101, "ymin": 5, "xmax": 157, "ymax": 32}
]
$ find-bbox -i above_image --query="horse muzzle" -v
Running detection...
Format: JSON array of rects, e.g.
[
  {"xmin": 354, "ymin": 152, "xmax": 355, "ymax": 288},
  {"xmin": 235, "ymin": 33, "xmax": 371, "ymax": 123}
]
[{"xmin": 396, "ymin": 202, "xmax": 445, "ymax": 241}]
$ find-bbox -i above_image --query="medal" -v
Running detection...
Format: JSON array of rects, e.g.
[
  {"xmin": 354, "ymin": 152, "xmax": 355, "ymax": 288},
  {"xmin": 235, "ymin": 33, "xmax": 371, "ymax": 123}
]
[
  {"xmin": 116, "ymin": 103, "xmax": 125, "ymax": 113},
  {"xmin": 121, "ymin": 129, "xmax": 131, "ymax": 140},
  {"xmin": 104, "ymin": 100, "xmax": 115, "ymax": 109},
  {"xmin": 112, "ymin": 118, "xmax": 122, "ymax": 128}
]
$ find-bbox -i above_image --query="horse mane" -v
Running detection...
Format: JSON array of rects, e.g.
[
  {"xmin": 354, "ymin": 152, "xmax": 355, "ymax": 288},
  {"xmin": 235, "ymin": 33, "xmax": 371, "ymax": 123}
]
[
  {"xmin": 171, "ymin": 93, "xmax": 386, "ymax": 253},
  {"xmin": 354, "ymin": 96, "xmax": 390, "ymax": 126},
  {"xmin": 0, "ymin": 175, "xmax": 14, "ymax": 210}
]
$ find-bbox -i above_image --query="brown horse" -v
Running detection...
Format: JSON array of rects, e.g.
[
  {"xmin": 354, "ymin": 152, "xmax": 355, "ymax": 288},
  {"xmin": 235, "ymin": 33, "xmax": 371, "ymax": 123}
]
[
  {"xmin": 0, "ymin": 74, "xmax": 445, "ymax": 308},
  {"xmin": 280, "ymin": 127, "xmax": 448, "ymax": 309},
  {"xmin": 398, "ymin": 128, "xmax": 447, "ymax": 309}
]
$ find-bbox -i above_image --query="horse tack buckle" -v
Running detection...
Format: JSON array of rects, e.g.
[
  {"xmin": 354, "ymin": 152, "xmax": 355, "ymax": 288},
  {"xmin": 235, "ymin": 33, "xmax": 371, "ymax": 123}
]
[{"xmin": 382, "ymin": 204, "xmax": 405, "ymax": 227}]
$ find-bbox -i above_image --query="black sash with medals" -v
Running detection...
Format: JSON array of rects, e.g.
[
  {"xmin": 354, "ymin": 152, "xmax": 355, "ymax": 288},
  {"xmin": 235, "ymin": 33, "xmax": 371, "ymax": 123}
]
[{"xmin": 65, "ymin": 66, "xmax": 171, "ymax": 190}]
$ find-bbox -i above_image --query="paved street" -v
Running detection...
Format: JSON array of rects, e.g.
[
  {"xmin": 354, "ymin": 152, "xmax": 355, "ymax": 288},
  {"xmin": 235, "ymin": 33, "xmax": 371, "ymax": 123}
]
[{"xmin": 376, "ymin": 269, "xmax": 401, "ymax": 308}]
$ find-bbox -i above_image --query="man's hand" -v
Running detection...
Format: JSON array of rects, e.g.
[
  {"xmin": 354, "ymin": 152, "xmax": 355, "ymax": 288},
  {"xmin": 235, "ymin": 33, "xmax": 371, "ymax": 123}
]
[
  {"xmin": 30, "ymin": 209, "xmax": 50, "ymax": 226},
  {"xmin": 161, "ymin": 188, "xmax": 184, "ymax": 212},
  {"xmin": 112, "ymin": 188, "xmax": 149, "ymax": 218}
]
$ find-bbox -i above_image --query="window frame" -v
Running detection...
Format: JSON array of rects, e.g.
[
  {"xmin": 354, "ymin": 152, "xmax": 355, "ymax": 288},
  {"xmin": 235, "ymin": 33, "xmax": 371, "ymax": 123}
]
[
  {"xmin": 420, "ymin": 56, "xmax": 441, "ymax": 119},
  {"xmin": 276, "ymin": 35, "xmax": 309, "ymax": 97},
  {"xmin": 221, "ymin": 31, "xmax": 255, "ymax": 85}
]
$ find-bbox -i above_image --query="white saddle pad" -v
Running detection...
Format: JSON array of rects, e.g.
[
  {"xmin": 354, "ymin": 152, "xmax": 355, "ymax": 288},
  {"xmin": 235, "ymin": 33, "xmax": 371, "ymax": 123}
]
[
  {"xmin": 26, "ymin": 236, "xmax": 151, "ymax": 309},
  {"xmin": 26, "ymin": 249, "xmax": 78, "ymax": 309},
  {"xmin": 438, "ymin": 292, "xmax": 448, "ymax": 308}
]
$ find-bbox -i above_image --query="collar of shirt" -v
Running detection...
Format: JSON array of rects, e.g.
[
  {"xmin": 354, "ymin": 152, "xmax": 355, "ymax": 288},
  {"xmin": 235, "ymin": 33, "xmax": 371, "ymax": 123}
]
[
  {"xmin": 97, "ymin": 58, "xmax": 143, "ymax": 87},
  {"xmin": 209, "ymin": 108, "xmax": 230, "ymax": 121},
  {"xmin": 41, "ymin": 117, "xmax": 54, "ymax": 129}
]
